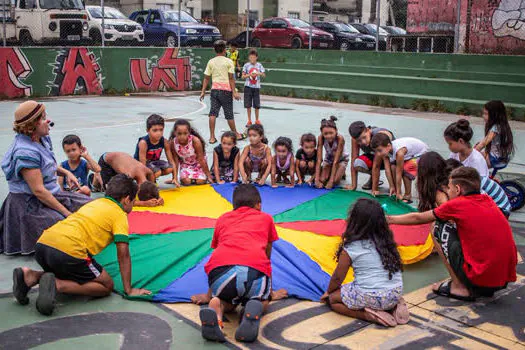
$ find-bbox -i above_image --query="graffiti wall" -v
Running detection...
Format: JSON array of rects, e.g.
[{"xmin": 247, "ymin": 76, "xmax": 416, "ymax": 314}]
[{"xmin": 0, "ymin": 47, "xmax": 212, "ymax": 99}]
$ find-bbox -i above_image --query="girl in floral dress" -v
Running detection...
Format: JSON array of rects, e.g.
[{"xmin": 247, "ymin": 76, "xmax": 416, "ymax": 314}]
[{"xmin": 170, "ymin": 119, "xmax": 213, "ymax": 186}]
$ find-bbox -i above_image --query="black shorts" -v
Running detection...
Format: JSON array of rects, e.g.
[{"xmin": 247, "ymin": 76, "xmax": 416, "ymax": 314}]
[
  {"xmin": 35, "ymin": 243, "xmax": 103, "ymax": 284},
  {"xmin": 98, "ymin": 154, "xmax": 117, "ymax": 189},
  {"xmin": 433, "ymin": 220, "xmax": 506, "ymax": 296},
  {"xmin": 244, "ymin": 87, "xmax": 261, "ymax": 109},
  {"xmin": 208, "ymin": 265, "xmax": 271, "ymax": 306},
  {"xmin": 209, "ymin": 89, "xmax": 234, "ymax": 120}
]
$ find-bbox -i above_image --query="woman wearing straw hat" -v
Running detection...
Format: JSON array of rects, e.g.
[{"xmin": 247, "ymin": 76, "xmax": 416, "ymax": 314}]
[{"xmin": 0, "ymin": 101, "xmax": 92, "ymax": 255}]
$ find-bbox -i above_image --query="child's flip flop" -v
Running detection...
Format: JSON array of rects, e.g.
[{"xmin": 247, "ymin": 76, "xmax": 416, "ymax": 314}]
[
  {"xmin": 13, "ymin": 268, "xmax": 30, "ymax": 305},
  {"xmin": 199, "ymin": 308, "xmax": 226, "ymax": 342},
  {"xmin": 235, "ymin": 299, "xmax": 263, "ymax": 342},
  {"xmin": 36, "ymin": 273, "xmax": 56, "ymax": 316},
  {"xmin": 364, "ymin": 308, "xmax": 397, "ymax": 327},
  {"xmin": 391, "ymin": 298, "xmax": 410, "ymax": 325}
]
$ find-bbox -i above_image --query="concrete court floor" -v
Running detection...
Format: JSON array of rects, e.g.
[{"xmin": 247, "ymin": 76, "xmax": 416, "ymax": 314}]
[{"xmin": 0, "ymin": 94, "xmax": 523, "ymax": 349}]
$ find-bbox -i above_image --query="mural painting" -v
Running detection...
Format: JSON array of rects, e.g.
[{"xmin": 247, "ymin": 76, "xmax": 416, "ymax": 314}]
[{"xmin": 0, "ymin": 48, "xmax": 33, "ymax": 98}]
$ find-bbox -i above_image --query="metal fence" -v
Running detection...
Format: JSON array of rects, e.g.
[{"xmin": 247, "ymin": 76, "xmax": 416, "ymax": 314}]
[{"xmin": 1, "ymin": 0, "xmax": 524, "ymax": 55}]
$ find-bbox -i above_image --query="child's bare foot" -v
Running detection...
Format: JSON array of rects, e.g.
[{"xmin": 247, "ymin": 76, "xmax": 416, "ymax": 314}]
[
  {"xmin": 271, "ymin": 289, "xmax": 288, "ymax": 301},
  {"xmin": 191, "ymin": 293, "xmax": 211, "ymax": 305}
]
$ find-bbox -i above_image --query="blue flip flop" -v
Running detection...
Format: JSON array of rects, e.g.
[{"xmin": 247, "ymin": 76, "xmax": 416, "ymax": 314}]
[
  {"xmin": 235, "ymin": 300, "xmax": 263, "ymax": 343},
  {"xmin": 199, "ymin": 308, "xmax": 226, "ymax": 342}
]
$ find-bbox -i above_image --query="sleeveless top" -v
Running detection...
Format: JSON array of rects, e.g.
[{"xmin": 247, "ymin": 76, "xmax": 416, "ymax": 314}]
[
  {"xmin": 174, "ymin": 135, "xmax": 198, "ymax": 165},
  {"xmin": 361, "ymin": 127, "xmax": 395, "ymax": 155},
  {"xmin": 249, "ymin": 144, "xmax": 268, "ymax": 171},
  {"xmin": 323, "ymin": 136, "xmax": 349, "ymax": 164},
  {"xmin": 276, "ymin": 153, "xmax": 292, "ymax": 172},
  {"xmin": 134, "ymin": 135, "xmax": 165, "ymax": 161},
  {"xmin": 214, "ymin": 145, "xmax": 239, "ymax": 170}
]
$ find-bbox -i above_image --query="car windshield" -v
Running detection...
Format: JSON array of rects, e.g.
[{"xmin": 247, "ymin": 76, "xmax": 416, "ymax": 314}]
[
  {"xmin": 40, "ymin": 0, "xmax": 83, "ymax": 10},
  {"xmin": 164, "ymin": 11, "xmax": 198, "ymax": 23},
  {"xmin": 365, "ymin": 24, "xmax": 389, "ymax": 35},
  {"xmin": 335, "ymin": 23, "xmax": 359, "ymax": 33},
  {"xmin": 88, "ymin": 7, "xmax": 127, "ymax": 19},
  {"xmin": 288, "ymin": 18, "xmax": 310, "ymax": 28}
]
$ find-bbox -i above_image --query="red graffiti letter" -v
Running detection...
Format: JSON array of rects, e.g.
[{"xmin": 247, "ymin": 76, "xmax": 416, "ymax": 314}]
[
  {"xmin": 0, "ymin": 48, "xmax": 33, "ymax": 98},
  {"xmin": 51, "ymin": 48, "xmax": 103, "ymax": 96}
]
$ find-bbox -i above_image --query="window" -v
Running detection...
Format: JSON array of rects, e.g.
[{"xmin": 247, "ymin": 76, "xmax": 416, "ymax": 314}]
[
  {"xmin": 262, "ymin": 20, "xmax": 272, "ymax": 29},
  {"xmin": 287, "ymin": 11, "xmax": 300, "ymax": 19},
  {"xmin": 272, "ymin": 19, "xmax": 287, "ymax": 29},
  {"xmin": 149, "ymin": 11, "xmax": 162, "ymax": 24},
  {"xmin": 133, "ymin": 11, "xmax": 149, "ymax": 24},
  {"xmin": 157, "ymin": 3, "xmax": 172, "ymax": 11},
  {"xmin": 164, "ymin": 11, "xmax": 198, "ymax": 23}
]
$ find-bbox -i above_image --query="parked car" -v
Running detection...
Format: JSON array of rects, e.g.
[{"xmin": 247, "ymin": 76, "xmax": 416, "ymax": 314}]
[
  {"xmin": 0, "ymin": 0, "xmax": 89, "ymax": 45},
  {"xmin": 130, "ymin": 9, "xmax": 221, "ymax": 47},
  {"xmin": 312, "ymin": 21, "xmax": 376, "ymax": 51},
  {"xmin": 228, "ymin": 30, "xmax": 252, "ymax": 47},
  {"xmin": 86, "ymin": 6, "xmax": 143, "ymax": 45},
  {"xmin": 381, "ymin": 26, "xmax": 407, "ymax": 35},
  {"xmin": 252, "ymin": 17, "xmax": 333, "ymax": 49},
  {"xmin": 348, "ymin": 23, "xmax": 387, "ymax": 50}
]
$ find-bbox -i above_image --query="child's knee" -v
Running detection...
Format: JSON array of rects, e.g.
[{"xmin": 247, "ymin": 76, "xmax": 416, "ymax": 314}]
[
  {"xmin": 181, "ymin": 178, "xmax": 192, "ymax": 186},
  {"xmin": 299, "ymin": 160, "xmax": 307, "ymax": 169},
  {"xmin": 154, "ymin": 170, "xmax": 162, "ymax": 178},
  {"xmin": 244, "ymin": 157, "xmax": 252, "ymax": 168},
  {"xmin": 196, "ymin": 179, "xmax": 207, "ymax": 185},
  {"xmin": 307, "ymin": 161, "xmax": 315, "ymax": 170}
]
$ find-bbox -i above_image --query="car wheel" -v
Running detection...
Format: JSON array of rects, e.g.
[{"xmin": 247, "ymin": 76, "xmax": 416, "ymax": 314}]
[
  {"xmin": 90, "ymin": 30, "xmax": 102, "ymax": 46},
  {"xmin": 165, "ymin": 34, "xmax": 177, "ymax": 47},
  {"xmin": 340, "ymin": 40, "xmax": 350, "ymax": 51},
  {"xmin": 19, "ymin": 31, "xmax": 34, "ymax": 46},
  {"xmin": 291, "ymin": 36, "xmax": 302, "ymax": 49},
  {"xmin": 252, "ymin": 38, "xmax": 262, "ymax": 47}
]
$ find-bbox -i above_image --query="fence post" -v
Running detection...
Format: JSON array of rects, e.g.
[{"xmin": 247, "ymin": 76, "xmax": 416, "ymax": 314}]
[
  {"xmin": 177, "ymin": 0, "xmax": 181, "ymax": 49},
  {"xmin": 454, "ymin": 0, "xmax": 461, "ymax": 53},
  {"xmin": 375, "ymin": 0, "xmax": 380, "ymax": 52},
  {"xmin": 246, "ymin": 0, "xmax": 250, "ymax": 48},
  {"xmin": 101, "ymin": 0, "xmax": 105, "ymax": 47},
  {"xmin": 308, "ymin": 0, "xmax": 313, "ymax": 50},
  {"xmin": 2, "ymin": 0, "xmax": 6, "ymax": 47}
]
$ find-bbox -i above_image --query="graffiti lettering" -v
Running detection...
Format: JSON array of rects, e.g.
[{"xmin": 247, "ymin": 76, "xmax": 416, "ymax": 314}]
[
  {"xmin": 492, "ymin": 0, "xmax": 525, "ymax": 40},
  {"xmin": 0, "ymin": 48, "xmax": 33, "ymax": 98},
  {"xmin": 130, "ymin": 48, "xmax": 191, "ymax": 92},
  {"xmin": 49, "ymin": 48, "xmax": 103, "ymax": 96}
]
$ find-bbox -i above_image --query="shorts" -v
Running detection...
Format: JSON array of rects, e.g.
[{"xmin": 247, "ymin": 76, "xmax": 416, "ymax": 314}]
[
  {"xmin": 244, "ymin": 87, "xmax": 261, "ymax": 109},
  {"xmin": 353, "ymin": 153, "xmax": 386, "ymax": 171},
  {"xmin": 489, "ymin": 153, "xmax": 508, "ymax": 170},
  {"xmin": 147, "ymin": 160, "xmax": 171, "ymax": 174},
  {"xmin": 390, "ymin": 158, "xmax": 418, "ymax": 180},
  {"xmin": 322, "ymin": 156, "xmax": 349, "ymax": 169},
  {"xmin": 298, "ymin": 159, "xmax": 316, "ymax": 176},
  {"xmin": 341, "ymin": 282, "xmax": 402, "ymax": 311},
  {"xmin": 208, "ymin": 265, "xmax": 271, "ymax": 306},
  {"xmin": 209, "ymin": 89, "xmax": 234, "ymax": 120},
  {"xmin": 433, "ymin": 220, "xmax": 506, "ymax": 296},
  {"xmin": 98, "ymin": 153, "xmax": 117, "ymax": 189},
  {"xmin": 35, "ymin": 243, "xmax": 103, "ymax": 284}
]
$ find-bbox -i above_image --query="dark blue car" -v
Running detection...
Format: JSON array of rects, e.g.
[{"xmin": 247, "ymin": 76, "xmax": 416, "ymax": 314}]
[{"xmin": 130, "ymin": 9, "xmax": 221, "ymax": 47}]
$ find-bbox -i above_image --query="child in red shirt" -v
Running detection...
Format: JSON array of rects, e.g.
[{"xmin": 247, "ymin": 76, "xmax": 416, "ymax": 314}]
[
  {"xmin": 388, "ymin": 167, "xmax": 516, "ymax": 301},
  {"xmin": 200, "ymin": 184, "xmax": 279, "ymax": 343}
]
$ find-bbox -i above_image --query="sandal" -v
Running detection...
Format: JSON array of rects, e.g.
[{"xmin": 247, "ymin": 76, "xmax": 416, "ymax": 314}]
[
  {"xmin": 246, "ymin": 121, "xmax": 253, "ymax": 127},
  {"xmin": 433, "ymin": 280, "xmax": 475, "ymax": 302},
  {"xmin": 13, "ymin": 268, "xmax": 30, "ymax": 305},
  {"xmin": 237, "ymin": 133, "xmax": 247, "ymax": 141},
  {"xmin": 255, "ymin": 120, "xmax": 262, "ymax": 125},
  {"xmin": 199, "ymin": 308, "xmax": 226, "ymax": 342},
  {"xmin": 362, "ymin": 179, "xmax": 383, "ymax": 191},
  {"xmin": 364, "ymin": 308, "xmax": 397, "ymax": 327},
  {"xmin": 209, "ymin": 138, "xmax": 218, "ymax": 145},
  {"xmin": 36, "ymin": 273, "xmax": 57, "ymax": 316},
  {"xmin": 235, "ymin": 300, "xmax": 263, "ymax": 342},
  {"xmin": 391, "ymin": 298, "xmax": 410, "ymax": 325}
]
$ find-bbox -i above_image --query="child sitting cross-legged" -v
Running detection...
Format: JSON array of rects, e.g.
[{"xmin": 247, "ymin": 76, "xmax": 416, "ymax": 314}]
[
  {"xmin": 388, "ymin": 167, "xmax": 517, "ymax": 301},
  {"xmin": 321, "ymin": 198, "xmax": 409, "ymax": 327},
  {"xmin": 198, "ymin": 184, "xmax": 282, "ymax": 343},
  {"xmin": 12, "ymin": 174, "xmax": 151, "ymax": 316}
]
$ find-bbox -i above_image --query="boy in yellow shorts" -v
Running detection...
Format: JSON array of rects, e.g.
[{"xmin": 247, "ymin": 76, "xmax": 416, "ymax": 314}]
[{"xmin": 12, "ymin": 174, "xmax": 151, "ymax": 316}]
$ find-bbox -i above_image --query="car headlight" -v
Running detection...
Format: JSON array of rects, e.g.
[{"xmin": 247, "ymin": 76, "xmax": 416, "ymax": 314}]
[
  {"xmin": 310, "ymin": 33, "xmax": 319, "ymax": 37},
  {"xmin": 354, "ymin": 37, "xmax": 362, "ymax": 42},
  {"xmin": 213, "ymin": 28, "xmax": 220, "ymax": 34},
  {"xmin": 103, "ymin": 24, "xmax": 113, "ymax": 30},
  {"xmin": 186, "ymin": 28, "xmax": 197, "ymax": 34},
  {"xmin": 83, "ymin": 22, "xmax": 88, "ymax": 31},
  {"xmin": 49, "ymin": 22, "xmax": 57, "ymax": 31}
]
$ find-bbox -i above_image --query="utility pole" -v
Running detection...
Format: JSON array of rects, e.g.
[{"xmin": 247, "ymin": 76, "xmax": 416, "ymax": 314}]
[{"xmin": 308, "ymin": 0, "xmax": 313, "ymax": 50}]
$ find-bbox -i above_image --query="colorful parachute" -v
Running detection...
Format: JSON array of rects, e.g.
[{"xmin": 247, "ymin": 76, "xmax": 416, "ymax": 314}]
[{"xmin": 95, "ymin": 184, "xmax": 433, "ymax": 302}]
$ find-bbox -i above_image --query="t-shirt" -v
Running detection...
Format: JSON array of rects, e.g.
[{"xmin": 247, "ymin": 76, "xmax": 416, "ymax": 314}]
[
  {"xmin": 389, "ymin": 137, "xmax": 429, "ymax": 163},
  {"xmin": 433, "ymin": 194, "xmax": 517, "ymax": 287},
  {"xmin": 205, "ymin": 206, "xmax": 279, "ymax": 277},
  {"xmin": 360, "ymin": 127, "xmax": 395, "ymax": 155},
  {"xmin": 449, "ymin": 149, "xmax": 489, "ymax": 177},
  {"xmin": 204, "ymin": 55, "xmax": 235, "ymax": 91},
  {"xmin": 344, "ymin": 239, "xmax": 402, "ymax": 291},
  {"xmin": 60, "ymin": 159, "xmax": 89, "ymax": 188},
  {"xmin": 243, "ymin": 62, "xmax": 265, "ymax": 89},
  {"xmin": 134, "ymin": 135, "xmax": 165, "ymax": 162},
  {"xmin": 295, "ymin": 148, "xmax": 317, "ymax": 163},
  {"xmin": 489, "ymin": 125, "xmax": 501, "ymax": 157},
  {"xmin": 481, "ymin": 177, "xmax": 511, "ymax": 216},
  {"xmin": 227, "ymin": 49, "xmax": 239, "ymax": 66},
  {"xmin": 37, "ymin": 197, "xmax": 129, "ymax": 259}
]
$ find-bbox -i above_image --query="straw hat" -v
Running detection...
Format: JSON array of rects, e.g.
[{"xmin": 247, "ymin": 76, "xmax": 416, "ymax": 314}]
[{"xmin": 14, "ymin": 101, "xmax": 45, "ymax": 126}]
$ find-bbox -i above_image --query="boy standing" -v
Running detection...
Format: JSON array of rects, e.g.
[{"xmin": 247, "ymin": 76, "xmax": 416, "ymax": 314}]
[
  {"xmin": 388, "ymin": 167, "xmax": 517, "ymax": 301},
  {"xmin": 227, "ymin": 42, "xmax": 241, "ymax": 78},
  {"xmin": 348, "ymin": 121, "xmax": 395, "ymax": 192},
  {"xmin": 60, "ymin": 134, "xmax": 101, "ymax": 197},
  {"xmin": 13, "ymin": 174, "xmax": 151, "ymax": 316},
  {"xmin": 134, "ymin": 114, "xmax": 176, "ymax": 183},
  {"xmin": 200, "ymin": 184, "xmax": 279, "ymax": 343},
  {"xmin": 200, "ymin": 40, "xmax": 243, "ymax": 144},
  {"xmin": 242, "ymin": 49, "xmax": 265, "ymax": 126},
  {"xmin": 371, "ymin": 134, "xmax": 429, "ymax": 203}
]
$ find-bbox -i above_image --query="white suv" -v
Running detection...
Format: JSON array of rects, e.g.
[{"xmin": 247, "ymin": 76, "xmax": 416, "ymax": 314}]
[{"xmin": 86, "ymin": 6, "xmax": 144, "ymax": 45}]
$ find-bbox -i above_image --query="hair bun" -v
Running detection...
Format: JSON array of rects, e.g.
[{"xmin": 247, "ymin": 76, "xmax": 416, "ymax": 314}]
[
  {"xmin": 330, "ymin": 116, "xmax": 338, "ymax": 122},
  {"xmin": 457, "ymin": 119, "xmax": 470, "ymax": 129}
]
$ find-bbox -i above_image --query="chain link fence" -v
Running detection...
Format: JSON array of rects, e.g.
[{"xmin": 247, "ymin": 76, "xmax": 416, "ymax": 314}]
[{"xmin": 1, "ymin": 0, "xmax": 524, "ymax": 54}]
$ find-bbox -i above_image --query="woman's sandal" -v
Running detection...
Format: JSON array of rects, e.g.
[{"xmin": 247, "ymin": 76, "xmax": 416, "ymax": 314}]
[
  {"xmin": 364, "ymin": 308, "xmax": 397, "ymax": 327},
  {"xmin": 391, "ymin": 298, "xmax": 410, "ymax": 325},
  {"xmin": 199, "ymin": 308, "xmax": 226, "ymax": 342},
  {"xmin": 433, "ymin": 280, "xmax": 476, "ymax": 302}
]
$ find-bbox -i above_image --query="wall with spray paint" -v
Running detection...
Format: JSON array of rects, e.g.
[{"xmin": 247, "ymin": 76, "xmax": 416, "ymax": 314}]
[{"xmin": 0, "ymin": 47, "xmax": 214, "ymax": 99}]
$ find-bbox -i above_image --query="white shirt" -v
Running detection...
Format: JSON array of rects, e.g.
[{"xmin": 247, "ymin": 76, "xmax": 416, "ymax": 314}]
[
  {"xmin": 389, "ymin": 137, "xmax": 429, "ymax": 163},
  {"xmin": 449, "ymin": 149, "xmax": 489, "ymax": 177}
]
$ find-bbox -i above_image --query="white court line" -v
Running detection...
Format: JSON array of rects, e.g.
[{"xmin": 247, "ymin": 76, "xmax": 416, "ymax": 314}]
[{"xmin": 0, "ymin": 98, "xmax": 207, "ymax": 136}]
